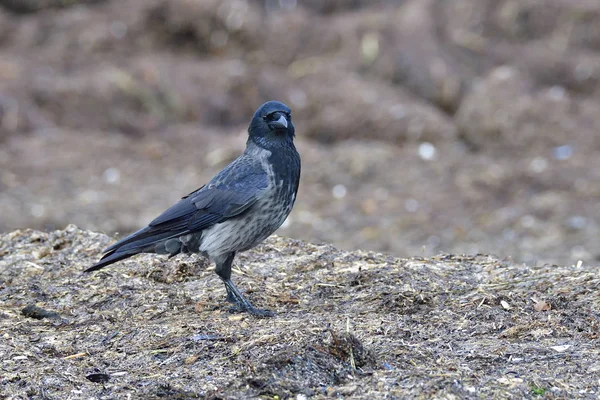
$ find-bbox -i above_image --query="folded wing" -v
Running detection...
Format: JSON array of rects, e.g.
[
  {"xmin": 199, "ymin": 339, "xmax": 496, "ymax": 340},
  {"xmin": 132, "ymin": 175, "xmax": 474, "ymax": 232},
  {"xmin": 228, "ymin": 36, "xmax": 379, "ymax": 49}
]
[{"xmin": 86, "ymin": 157, "xmax": 268, "ymax": 272}]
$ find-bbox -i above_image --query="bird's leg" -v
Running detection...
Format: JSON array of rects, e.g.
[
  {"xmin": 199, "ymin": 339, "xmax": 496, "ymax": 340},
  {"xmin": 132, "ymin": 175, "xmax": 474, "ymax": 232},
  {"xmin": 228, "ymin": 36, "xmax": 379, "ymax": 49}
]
[
  {"xmin": 223, "ymin": 280, "xmax": 238, "ymax": 304},
  {"xmin": 222, "ymin": 279, "xmax": 274, "ymax": 317},
  {"xmin": 214, "ymin": 252, "xmax": 275, "ymax": 318}
]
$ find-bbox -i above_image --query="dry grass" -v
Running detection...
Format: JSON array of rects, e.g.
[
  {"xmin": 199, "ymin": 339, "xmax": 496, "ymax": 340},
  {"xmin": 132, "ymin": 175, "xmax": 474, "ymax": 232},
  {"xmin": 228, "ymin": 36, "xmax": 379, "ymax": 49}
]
[{"xmin": 1, "ymin": 226, "xmax": 598, "ymax": 398}]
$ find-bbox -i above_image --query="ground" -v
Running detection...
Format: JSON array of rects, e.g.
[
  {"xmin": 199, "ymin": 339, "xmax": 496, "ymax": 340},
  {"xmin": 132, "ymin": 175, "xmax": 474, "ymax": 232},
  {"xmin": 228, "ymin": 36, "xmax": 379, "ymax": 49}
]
[
  {"xmin": 1, "ymin": 227, "xmax": 598, "ymax": 398},
  {"xmin": 1, "ymin": 1, "xmax": 600, "ymax": 398},
  {"xmin": 2, "ymin": 0, "xmax": 600, "ymax": 265}
]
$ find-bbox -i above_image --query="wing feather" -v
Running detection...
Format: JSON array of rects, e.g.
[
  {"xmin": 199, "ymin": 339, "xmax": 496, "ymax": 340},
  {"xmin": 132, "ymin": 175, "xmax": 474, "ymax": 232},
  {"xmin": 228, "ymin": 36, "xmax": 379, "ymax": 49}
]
[{"xmin": 98, "ymin": 156, "xmax": 268, "ymax": 258}]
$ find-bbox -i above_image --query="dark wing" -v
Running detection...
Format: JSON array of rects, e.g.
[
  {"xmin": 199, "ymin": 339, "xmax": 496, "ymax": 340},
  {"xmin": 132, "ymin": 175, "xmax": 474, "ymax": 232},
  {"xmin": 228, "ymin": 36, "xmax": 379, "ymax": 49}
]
[
  {"xmin": 86, "ymin": 156, "xmax": 268, "ymax": 272},
  {"xmin": 146, "ymin": 155, "xmax": 268, "ymax": 232}
]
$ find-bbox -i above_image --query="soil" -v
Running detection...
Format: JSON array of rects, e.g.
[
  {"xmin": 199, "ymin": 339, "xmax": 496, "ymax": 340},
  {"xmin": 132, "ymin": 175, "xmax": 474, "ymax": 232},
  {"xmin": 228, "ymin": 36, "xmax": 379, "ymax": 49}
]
[
  {"xmin": 1, "ymin": 1, "xmax": 600, "ymax": 397},
  {"xmin": 1, "ymin": 0, "xmax": 600, "ymax": 266},
  {"xmin": 1, "ymin": 226, "xmax": 599, "ymax": 398}
]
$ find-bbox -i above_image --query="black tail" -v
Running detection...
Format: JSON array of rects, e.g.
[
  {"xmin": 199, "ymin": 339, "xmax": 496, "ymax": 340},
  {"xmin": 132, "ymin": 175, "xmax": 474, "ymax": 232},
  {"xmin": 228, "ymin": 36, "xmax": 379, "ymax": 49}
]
[
  {"xmin": 85, "ymin": 250, "xmax": 135, "ymax": 273},
  {"xmin": 86, "ymin": 226, "xmax": 186, "ymax": 273}
]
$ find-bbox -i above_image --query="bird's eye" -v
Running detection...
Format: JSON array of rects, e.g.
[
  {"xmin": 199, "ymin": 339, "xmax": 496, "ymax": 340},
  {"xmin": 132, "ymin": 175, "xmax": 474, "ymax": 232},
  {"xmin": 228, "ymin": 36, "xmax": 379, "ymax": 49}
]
[{"xmin": 263, "ymin": 112, "xmax": 278, "ymax": 121}]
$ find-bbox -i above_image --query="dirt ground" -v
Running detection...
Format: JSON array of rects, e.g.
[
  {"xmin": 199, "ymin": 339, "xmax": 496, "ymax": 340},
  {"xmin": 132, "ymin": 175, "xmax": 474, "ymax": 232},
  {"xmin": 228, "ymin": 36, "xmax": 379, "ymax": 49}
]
[
  {"xmin": 1, "ymin": 1, "xmax": 600, "ymax": 398},
  {"xmin": 2, "ymin": 0, "xmax": 600, "ymax": 265},
  {"xmin": 1, "ymin": 226, "xmax": 599, "ymax": 399}
]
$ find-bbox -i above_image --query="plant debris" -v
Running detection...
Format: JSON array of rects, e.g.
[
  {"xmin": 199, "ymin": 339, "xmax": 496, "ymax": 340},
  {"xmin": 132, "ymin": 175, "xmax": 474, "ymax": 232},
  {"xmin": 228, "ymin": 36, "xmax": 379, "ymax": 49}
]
[
  {"xmin": 21, "ymin": 304, "xmax": 61, "ymax": 320},
  {"xmin": 1, "ymin": 226, "xmax": 599, "ymax": 398},
  {"xmin": 86, "ymin": 373, "xmax": 111, "ymax": 384}
]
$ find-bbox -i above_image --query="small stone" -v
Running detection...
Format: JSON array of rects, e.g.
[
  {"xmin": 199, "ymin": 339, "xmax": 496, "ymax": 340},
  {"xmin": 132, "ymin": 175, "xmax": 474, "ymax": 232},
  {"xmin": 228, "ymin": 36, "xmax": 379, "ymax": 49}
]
[
  {"xmin": 33, "ymin": 246, "xmax": 50, "ymax": 259},
  {"xmin": 332, "ymin": 184, "xmax": 347, "ymax": 199},
  {"xmin": 418, "ymin": 142, "xmax": 436, "ymax": 160}
]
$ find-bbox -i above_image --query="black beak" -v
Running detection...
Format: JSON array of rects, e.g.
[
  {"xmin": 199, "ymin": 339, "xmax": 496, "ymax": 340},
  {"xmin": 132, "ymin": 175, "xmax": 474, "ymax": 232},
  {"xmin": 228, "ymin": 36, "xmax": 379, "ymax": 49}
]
[{"xmin": 270, "ymin": 115, "xmax": 288, "ymax": 129}]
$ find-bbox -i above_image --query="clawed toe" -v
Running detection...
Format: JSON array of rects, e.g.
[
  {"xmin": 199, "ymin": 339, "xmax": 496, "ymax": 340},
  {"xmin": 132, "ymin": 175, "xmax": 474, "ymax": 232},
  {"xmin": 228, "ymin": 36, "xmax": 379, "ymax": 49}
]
[
  {"xmin": 246, "ymin": 307, "xmax": 275, "ymax": 318},
  {"xmin": 222, "ymin": 278, "xmax": 274, "ymax": 317},
  {"xmin": 226, "ymin": 302, "xmax": 275, "ymax": 318}
]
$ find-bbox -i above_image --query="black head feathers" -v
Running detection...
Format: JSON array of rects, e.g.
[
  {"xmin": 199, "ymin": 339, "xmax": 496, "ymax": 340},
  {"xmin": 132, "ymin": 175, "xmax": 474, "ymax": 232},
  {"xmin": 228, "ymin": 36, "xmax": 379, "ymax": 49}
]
[{"xmin": 248, "ymin": 101, "xmax": 295, "ymax": 147}]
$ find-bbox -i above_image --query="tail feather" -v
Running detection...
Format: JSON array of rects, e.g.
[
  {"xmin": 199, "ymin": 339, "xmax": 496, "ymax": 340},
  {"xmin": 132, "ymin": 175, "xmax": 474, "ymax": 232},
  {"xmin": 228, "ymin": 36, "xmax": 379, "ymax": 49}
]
[
  {"xmin": 85, "ymin": 250, "xmax": 135, "ymax": 272},
  {"xmin": 87, "ymin": 228, "xmax": 188, "ymax": 273},
  {"xmin": 86, "ymin": 226, "xmax": 157, "ymax": 273},
  {"xmin": 104, "ymin": 226, "xmax": 152, "ymax": 254}
]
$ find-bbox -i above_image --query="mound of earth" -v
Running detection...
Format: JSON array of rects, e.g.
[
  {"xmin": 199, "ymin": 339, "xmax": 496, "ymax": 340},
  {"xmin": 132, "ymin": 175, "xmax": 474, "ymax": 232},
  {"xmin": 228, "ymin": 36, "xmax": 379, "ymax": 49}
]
[
  {"xmin": 1, "ymin": 226, "xmax": 598, "ymax": 398},
  {"xmin": 2, "ymin": 0, "xmax": 600, "ymax": 265}
]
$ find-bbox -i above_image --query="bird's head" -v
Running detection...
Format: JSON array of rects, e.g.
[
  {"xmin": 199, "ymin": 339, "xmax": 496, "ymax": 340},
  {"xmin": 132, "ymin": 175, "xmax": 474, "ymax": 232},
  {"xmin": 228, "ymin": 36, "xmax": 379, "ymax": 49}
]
[{"xmin": 248, "ymin": 101, "xmax": 295, "ymax": 149}]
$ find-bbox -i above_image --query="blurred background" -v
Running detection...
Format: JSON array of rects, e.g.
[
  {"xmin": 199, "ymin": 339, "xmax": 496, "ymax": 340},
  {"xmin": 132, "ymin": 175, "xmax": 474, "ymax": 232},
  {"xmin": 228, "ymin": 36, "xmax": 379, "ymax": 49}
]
[{"xmin": 1, "ymin": 0, "xmax": 599, "ymax": 266}]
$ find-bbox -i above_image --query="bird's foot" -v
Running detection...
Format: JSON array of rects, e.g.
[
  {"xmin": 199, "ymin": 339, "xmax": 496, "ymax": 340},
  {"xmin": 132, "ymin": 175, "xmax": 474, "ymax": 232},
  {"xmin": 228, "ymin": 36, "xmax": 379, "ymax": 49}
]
[
  {"xmin": 227, "ymin": 303, "xmax": 275, "ymax": 318},
  {"xmin": 225, "ymin": 291, "xmax": 237, "ymax": 304},
  {"xmin": 224, "ymin": 280, "xmax": 275, "ymax": 317},
  {"xmin": 248, "ymin": 307, "xmax": 275, "ymax": 318},
  {"xmin": 226, "ymin": 294, "xmax": 275, "ymax": 317}
]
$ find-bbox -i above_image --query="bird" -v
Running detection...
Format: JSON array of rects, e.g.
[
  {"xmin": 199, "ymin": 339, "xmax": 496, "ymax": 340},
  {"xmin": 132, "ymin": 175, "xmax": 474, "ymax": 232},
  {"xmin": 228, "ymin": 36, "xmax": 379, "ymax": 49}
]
[{"xmin": 86, "ymin": 101, "xmax": 301, "ymax": 317}]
